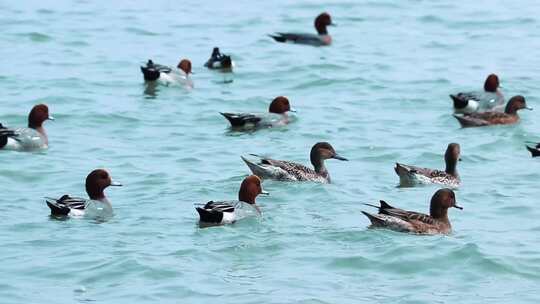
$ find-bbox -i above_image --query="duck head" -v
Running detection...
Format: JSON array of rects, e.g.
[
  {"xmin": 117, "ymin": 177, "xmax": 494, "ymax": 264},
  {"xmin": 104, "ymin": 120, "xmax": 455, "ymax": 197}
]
[
  {"xmin": 86, "ymin": 169, "xmax": 122, "ymax": 201},
  {"xmin": 177, "ymin": 59, "xmax": 192, "ymax": 75},
  {"xmin": 268, "ymin": 96, "xmax": 294, "ymax": 114},
  {"xmin": 310, "ymin": 142, "xmax": 347, "ymax": 172},
  {"xmin": 28, "ymin": 104, "xmax": 53, "ymax": 129},
  {"xmin": 484, "ymin": 74, "xmax": 500, "ymax": 93},
  {"xmin": 429, "ymin": 188, "xmax": 462, "ymax": 219},
  {"xmin": 314, "ymin": 12, "xmax": 335, "ymax": 35},
  {"xmin": 505, "ymin": 95, "xmax": 532, "ymax": 114},
  {"xmin": 238, "ymin": 175, "xmax": 268, "ymax": 204},
  {"xmin": 444, "ymin": 143, "xmax": 461, "ymax": 176}
]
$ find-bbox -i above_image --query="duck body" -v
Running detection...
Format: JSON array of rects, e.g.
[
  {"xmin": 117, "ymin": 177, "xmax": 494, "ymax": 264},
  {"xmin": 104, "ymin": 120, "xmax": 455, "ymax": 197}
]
[
  {"xmin": 269, "ymin": 12, "xmax": 334, "ymax": 47},
  {"xmin": 242, "ymin": 142, "xmax": 347, "ymax": 183},
  {"xmin": 394, "ymin": 163, "xmax": 460, "ymax": 188},
  {"xmin": 394, "ymin": 143, "xmax": 461, "ymax": 188},
  {"xmin": 454, "ymin": 111, "xmax": 518, "ymax": 127},
  {"xmin": 220, "ymin": 112, "xmax": 290, "ymax": 129},
  {"xmin": 242, "ymin": 156, "xmax": 329, "ymax": 183},
  {"xmin": 453, "ymin": 95, "xmax": 531, "ymax": 128},
  {"xmin": 269, "ymin": 33, "xmax": 332, "ymax": 46},
  {"xmin": 221, "ymin": 96, "xmax": 295, "ymax": 130},
  {"xmin": 1, "ymin": 127, "xmax": 47, "ymax": 151},
  {"xmin": 450, "ymin": 91, "xmax": 504, "ymax": 114},
  {"xmin": 361, "ymin": 189, "xmax": 462, "ymax": 235},
  {"xmin": 46, "ymin": 195, "xmax": 113, "ymax": 218},
  {"xmin": 450, "ymin": 74, "xmax": 505, "ymax": 114},
  {"xmin": 196, "ymin": 200, "xmax": 259, "ymax": 224}
]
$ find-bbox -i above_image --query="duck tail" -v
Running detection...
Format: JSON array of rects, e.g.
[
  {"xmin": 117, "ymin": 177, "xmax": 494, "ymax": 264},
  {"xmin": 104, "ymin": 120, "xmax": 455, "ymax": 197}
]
[
  {"xmin": 241, "ymin": 155, "xmax": 270, "ymax": 178},
  {"xmin": 453, "ymin": 114, "xmax": 482, "ymax": 128},
  {"xmin": 196, "ymin": 207, "xmax": 222, "ymax": 223},
  {"xmin": 526, "ymin": 145, "xmax": 540, "ymax": 157},
  {"xmin": 394, "ymin": 163, "xmax": 410, "ymax": 176},
  {"xmin": 268, "ymin": 34, "xmax": 286, "ymax": 43},
  {"xmin": 46, "ymin": 199, "xmax": 70, "ymax": 216},
  {"xmin": 450, "ymin": 94, "xmax": 468, "ymax": 109},
  {"xmin": 140, "ymin": 66, "xmax": 160, "ymax": 81},
  {"xmin": 220, "ymin": 112, "xmax": 245, "ymax": 127},
  {"xmin": 361, "ymin": 211, "xmax": 386, "ymax": 227}
]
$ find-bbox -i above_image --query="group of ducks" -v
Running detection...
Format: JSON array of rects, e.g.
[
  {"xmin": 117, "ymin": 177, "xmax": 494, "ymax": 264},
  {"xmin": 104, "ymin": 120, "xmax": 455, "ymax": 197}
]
[{"xmin": 1, "ymin": 12, "xmax": 538, "ymax": 234}]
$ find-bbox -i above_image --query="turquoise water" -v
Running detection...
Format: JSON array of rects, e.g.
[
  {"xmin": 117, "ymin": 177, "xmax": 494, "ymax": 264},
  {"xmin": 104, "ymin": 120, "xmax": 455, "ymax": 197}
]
[{"xmin": 2, "ymin": 0, "xmax": 540, "ymax": 303}]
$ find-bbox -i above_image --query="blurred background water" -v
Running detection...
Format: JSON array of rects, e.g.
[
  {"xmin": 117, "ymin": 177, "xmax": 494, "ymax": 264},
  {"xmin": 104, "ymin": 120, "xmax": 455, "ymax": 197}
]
[{"xmin": 1, "ymin": 0, "xmax": 540, "ymax": 303}]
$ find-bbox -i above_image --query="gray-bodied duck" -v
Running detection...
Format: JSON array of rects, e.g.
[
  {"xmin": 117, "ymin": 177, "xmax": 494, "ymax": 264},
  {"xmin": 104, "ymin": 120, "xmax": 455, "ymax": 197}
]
[{"xmin": 196, "ymin": 175, "xmax": 268, "ymax": 225}]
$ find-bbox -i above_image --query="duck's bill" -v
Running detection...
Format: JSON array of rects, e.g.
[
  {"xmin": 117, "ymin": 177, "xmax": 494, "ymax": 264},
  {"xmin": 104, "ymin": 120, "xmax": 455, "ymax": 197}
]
[
  {"xmin": 289, "ymin": 108, "xmax": 297, "ymax": 113},
  {"xmin": 526, "ymin": 107, "xmax": 533, "ymax": 110},
  {"xmin": 110, "ymin": 181, "xmax": 123, "ymax": 187},
  {"xmin": 459, "ymin": 158, "xmax": 462, "ymax": 161},
  {"xmin": 333, "ymin": 154, "xmax": 348, "ymax": 161},
  {"xmin": 260, "ymin": 190, "xmax": 270, "ymax": 195},
  {"xmin": 329, "ymin": 23, "xmax": 337, "ymax": 26},
  {"xmin": 48, "ymin": 116, "xmax": 55, "ymax": 120},
  {"xmin": 454, "ymin": 204, "xmax": 463, "ymax": 210}
]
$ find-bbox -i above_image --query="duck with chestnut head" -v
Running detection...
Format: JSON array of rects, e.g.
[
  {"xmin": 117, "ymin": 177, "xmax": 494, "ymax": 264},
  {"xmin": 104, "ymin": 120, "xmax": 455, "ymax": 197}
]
[
  {"xmin": 220, "ymin": 96, "xmax": 296, "ymax": 130},
  {"xmin": 362, "ymin": 188, "xmax": 462, "ymax": 234},
  {"xmin": 454, "ymin": 95, "xmax": 532, "ymax": 127},
  {"xmin": 196, "ymin": 175, "xmax": 268, "ymax": 226},
  {"xmin": 395, "ymin": 143, "xmax": 461, "ymax": 188},
  {"xmin": 269, "ymin": 12, "xmax": 335, "ymax": 46},
  {"xmin": 141, "ymin": 58, "xmax": 193, "ymax": 88},
  {"xmin": 242, "ymin": 142, "xmax": 348, "ymax": 183},
  {"xmin": 450, "ymin": 74, "xmax": 505, "ymax": 114},
  {"xmin": 45, "ymin": 169, "xmax": 122, "ymax": 219},
  {"xmin": 0, "ymin": 104, "xmax": 54, "ymax": 151}
]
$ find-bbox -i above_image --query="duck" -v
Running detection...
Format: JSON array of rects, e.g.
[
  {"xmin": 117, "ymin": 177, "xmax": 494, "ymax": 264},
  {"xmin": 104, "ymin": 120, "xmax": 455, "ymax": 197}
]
[
  {"xmin": 140, "ymin": 58, "xmax": 193, "ymax": 88},
  {"xmin": 241, "ymin": 142, "xmax": 348, "ymax": 183},
  {"xmin": 268, "ymin": 12, "xmax": 335, "ymax": 46},
  {"xmin": 450, "ymin": 74, "xmax": 505, "ymax": 114},
  {"xmin": 45, "ymin": 169, "xmax": 122, "ymax": 218},
  {"xmin": 220, "ymin": 96, "xmax": 295, "ymax": 130},
  {"xmin": 361, "ymin": 188, "xmax": 462, "ymax": 234},
  {"xmin": 453, "ymin": 95, "xmax": 532, "ymax": 128},
  {"xmin": 196, "ymin": 175, "xmax": 268, "ymax": 225},
  {"xmin": 525, "ymin": 142, "xmax": 540, "ymax": 157},
  {"xmin": 395, "ymin": 143, "xmax": 461, "ymax": 188},
  {"xmin": 0, "ymin": 104, "xmax": 53, "ymax": 151},
  {"xmin": 204, "ymin": 47, "xmax": 233, "ymax": 71}
]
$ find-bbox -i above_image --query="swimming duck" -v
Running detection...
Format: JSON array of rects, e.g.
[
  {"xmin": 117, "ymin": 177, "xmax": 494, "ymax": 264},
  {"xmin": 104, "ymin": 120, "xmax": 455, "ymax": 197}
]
[
  {"xmin": 242, "ymin": 142, "xmax": 348, "ymax": 183},
  {"xmin": 526, "ymin": 142, "xmax": 540, "ymax": 157},
  {"xmin": 204, "ymin": 47, "xmax": 233, "ymax": 71},
  {"xmin": 395, "ymin": 143, "xmax": 461, "ymax": 188},
  {"xmin": 220, "ymin": 96, "xmax": 295, "ymax": 130},
  {"xmin": 196, "ymin": 175, "xmax": 268, "ymax": 225},
  {"xmin": 140, "ymin": 58, "xmax": 193, "ymax": 87},
  {"xmin": 0, "ymin": 104, "xmax": 53, "ymax": 151},
  {"xmin": 453, "ymin": 95, "xmax": 531, "ymax": 128},
  {"xmin": 45, "ymin": 169, "xmax": 122, "ymax": 218},
  {"xmin": 269, "ymin": 12, "xmax": 335, "ymax": 46},
  {"xmin": 450, "ymin": 74, "xmax": 505, "ymax": 114},
  {"xmin": 361, "ymin": 188, "xmax": 462, "ymax": 234}
]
